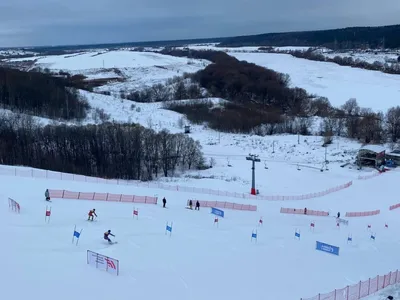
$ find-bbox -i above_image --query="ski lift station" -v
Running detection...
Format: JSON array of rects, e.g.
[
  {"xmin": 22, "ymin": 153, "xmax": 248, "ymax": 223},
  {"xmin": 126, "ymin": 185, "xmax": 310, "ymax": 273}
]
[{"xmin": 357, "ymin": 145, "xmax": 386, "ymax": 168}]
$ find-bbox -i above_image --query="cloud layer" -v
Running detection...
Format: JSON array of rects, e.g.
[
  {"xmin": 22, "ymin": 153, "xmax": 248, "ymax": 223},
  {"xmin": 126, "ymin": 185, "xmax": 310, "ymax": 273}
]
[{"xmin": 1, "ymin": 0, "xmax": 400, "ymax": 47}]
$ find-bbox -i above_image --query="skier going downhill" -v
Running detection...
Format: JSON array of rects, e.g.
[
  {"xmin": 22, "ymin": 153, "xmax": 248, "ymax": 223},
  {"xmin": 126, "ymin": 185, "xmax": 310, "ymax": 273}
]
[
  {"xmin": 104, "ymin": 230, "xmax": 115, "ymax": 244},
  {"xmin": 88, "ymin": 209, "xmax": 97, "ymax": 221}
]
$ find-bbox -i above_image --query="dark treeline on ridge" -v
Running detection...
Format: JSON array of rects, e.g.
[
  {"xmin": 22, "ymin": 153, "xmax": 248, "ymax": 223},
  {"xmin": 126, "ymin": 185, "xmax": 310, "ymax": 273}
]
[
  {"xmin": 219, "ymin": 24, "xmax": 400, "ymax": 49},
  {"xmin": 0, "ymin": 67, "xmax": 90, "ymax": 120},
  {"xmin": 158, "ymin": 48, "xmax": 326, "ymax": 133},
  {"xmin": 0, "ymin": 115, "xmax": 205, "ymax": 180},
  {"xmin": 161, "ymin": 48, "xmax": 314, "ymax": 116},
  {"xmin": 158, "ymin": 49, "xmax": 400, "ymax": 145}
]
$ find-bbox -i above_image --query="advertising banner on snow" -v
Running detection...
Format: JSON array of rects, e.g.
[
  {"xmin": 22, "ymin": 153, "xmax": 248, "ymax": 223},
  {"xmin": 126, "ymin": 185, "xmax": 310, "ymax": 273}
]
[{"xmin": 87, "ymin": 250, "xmax": 119, "ymax": 275}]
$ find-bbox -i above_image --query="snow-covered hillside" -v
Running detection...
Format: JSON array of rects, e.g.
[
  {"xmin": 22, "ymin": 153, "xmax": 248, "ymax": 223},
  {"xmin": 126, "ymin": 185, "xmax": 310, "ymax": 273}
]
[
  {"xmin": 2, "ymin": 45, "xmax": 392, "ymax": 197},
  {"xmin": 229, "ymin": 52, "xmax": 400, "ymax": 112},
  {"xmin": 178, "ymin": 45, "xmax": 400, "ymax": 112},
  {"xmin": 7, "ymin": 45, "xmax": 400, "ymax": 112},
  {"xmin": 6, "ymin": 50, "xmax": 210, "ymax": 94}
]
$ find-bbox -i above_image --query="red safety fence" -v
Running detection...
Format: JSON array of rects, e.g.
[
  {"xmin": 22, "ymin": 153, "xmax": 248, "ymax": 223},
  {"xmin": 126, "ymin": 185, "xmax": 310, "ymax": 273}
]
[
  {"xmin": 49, "ymin": 189, "xmax": 158, "ymax": 204},
  {"xmin": 301, "ymin": 269, "xmax": 399, "ymax": 300},
  {"xmin": 0, "ymin": 165, "xmax": 352, "ymax": 201},
  {"xmin": 8, "ymin": 198, "xmax": 20, "ymax": 213},
  {"xmin": 280, "ymin": 207, "xmax": 329, "ymax": 216},
  {"xmin": 357, "ymin": 172, "xmax": 381, "ymax": 180},
  {"xmin": 187, "ymin": 200, "xmax": 257, "ymax": 211},
  {"xmin": 345, "ymin": 210, "xmax": 380, "ymax": 217},
  {"xmin": 389, "ymin": 203, "xmax": 400, "ymax": 210}
]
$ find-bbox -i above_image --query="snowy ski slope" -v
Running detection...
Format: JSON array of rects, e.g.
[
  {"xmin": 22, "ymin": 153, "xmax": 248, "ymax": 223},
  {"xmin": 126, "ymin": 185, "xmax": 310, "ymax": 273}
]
[{"xmin": 2, "ymin": 166, "xmax": 400, "ymax": 300}]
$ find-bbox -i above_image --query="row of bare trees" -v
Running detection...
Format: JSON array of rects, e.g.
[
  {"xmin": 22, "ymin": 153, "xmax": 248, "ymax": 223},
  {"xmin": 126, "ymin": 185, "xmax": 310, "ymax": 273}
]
[
  {"xmin": 321, "ymin": 98, "xmax": 400, "ymax": 145},
  {"xmin": 120, "ymin": 75, "xmax": 204, "ymax": 103},
  {"xmin": 282, "ymin": 49, "xmax": 400, "ymax": 75},
  {"xmin": 0, "ymin": 113, "xmax": 205, "ymax": 180}
]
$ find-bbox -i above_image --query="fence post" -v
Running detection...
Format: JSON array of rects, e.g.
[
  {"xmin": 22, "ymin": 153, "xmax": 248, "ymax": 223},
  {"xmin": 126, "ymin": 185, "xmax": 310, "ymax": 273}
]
[
  {"xmin": 346, "ymin": 286, "xmax": 349, "ymax": 300},
  {"xmin": 367, "ymin": 278, "xmax": 370, "ymax": 295},
  {"xmin": 334, "ymin": 289, "xmax": 336, "ymax": 300},
  {"xmin": 358, "ymin": 281, "xmax": 361, "ymax": 298},
  {"xmin": 106, "ymin": 193, "xmax": 109, "ymax": 201},
  {"xmin": 318, "ymin": 293, "xmax": 320, "ymax": 300},
  {"xmin": 396, "ymin": 270, "xmax": 398, "ymax": 283}
]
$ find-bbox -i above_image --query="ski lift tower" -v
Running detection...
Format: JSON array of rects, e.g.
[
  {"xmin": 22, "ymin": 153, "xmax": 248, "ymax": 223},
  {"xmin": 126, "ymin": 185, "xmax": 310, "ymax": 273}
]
[{"xmin": 246, "ymin": 154, "xmax": 261, "ymax": 195}]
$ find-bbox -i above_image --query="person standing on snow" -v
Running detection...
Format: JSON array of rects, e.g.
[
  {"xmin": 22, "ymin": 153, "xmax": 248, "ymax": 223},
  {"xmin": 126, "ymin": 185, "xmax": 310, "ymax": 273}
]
[
  {"xmin": 195, "ymin": 201, "xmax": 200, "ymax": 211},
  {"xmin": 88, "ymin": 209, "xmax": 97, "ymax": 221},
  {"xmin": 45, "ymin": 189, "xmax": 50, "ymax": 201},
  {"xmin": 162, "ymin": 197, "xmax": 167, "ymax": 208},
  {"xmin": 104, "ymin": 230, "xmax": 115, "ymax": 244},
  {"xmin": 189, "ymin": 200, "xmax": 193, "ymax": 209}
]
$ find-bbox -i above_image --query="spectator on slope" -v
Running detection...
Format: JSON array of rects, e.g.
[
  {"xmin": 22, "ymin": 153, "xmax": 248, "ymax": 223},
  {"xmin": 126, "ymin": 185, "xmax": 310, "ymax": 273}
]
[
  {"xmin": 88, "ymin": 209, "xmax": 97, "ymax": 221},
  {"xmin": 337, "ymin": 212, "xmax": 340, "ymax": 218},
  {"xmin": 189, "ymin": 200, "xmax": 193, "ymax": 209},
  {"xmin": 162, "ymin": 197, "xmax": 167, "ymax": 208},
  {"xmin": 104, "ymin": 230, "xmax": 115, "ymax": 244},
  {"xmin": 195, "ymin": 201, "xmax": 200, "ymax": 211},
  {"xmin": 45, "ymin": 189, "xmax": 50, "ymax": 201},
  {"xmin": 304, "ymin": 207, "xmax": 307, "ymax": 215}
]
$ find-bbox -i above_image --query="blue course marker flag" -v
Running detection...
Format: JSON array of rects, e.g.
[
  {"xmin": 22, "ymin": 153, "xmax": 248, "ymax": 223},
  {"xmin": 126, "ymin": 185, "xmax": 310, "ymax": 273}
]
[
  {"xmin": 211, "ymin": 208, "xmax": 224, "ymax": 218},
  {"xmin": 165, "ymin": 222, "xmax": 173, "ymax": 236},
  {"xmin": 72, "ymin": 225, "xmax": 83, "ymax": 246}
]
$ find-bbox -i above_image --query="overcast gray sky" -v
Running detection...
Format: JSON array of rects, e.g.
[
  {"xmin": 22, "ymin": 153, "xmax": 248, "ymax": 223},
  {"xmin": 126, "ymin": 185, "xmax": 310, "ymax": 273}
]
[{"xmin": 1, "ymin": 0, "xmax": 400, "ymax": 47}]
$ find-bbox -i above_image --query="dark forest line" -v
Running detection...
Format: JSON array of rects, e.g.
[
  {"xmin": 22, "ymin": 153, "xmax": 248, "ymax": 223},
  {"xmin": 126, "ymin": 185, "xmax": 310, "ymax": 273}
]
[
  {"xmin": 218, "ymin": 24, "xmax": 400, "ymax": 49},
  {"xmin": 0, "ymin": 67, "xmax": 90, "ymax": 120},
  {"xmin": 0, "ymin": 114, "xmax": 205, "ymax": 181}
]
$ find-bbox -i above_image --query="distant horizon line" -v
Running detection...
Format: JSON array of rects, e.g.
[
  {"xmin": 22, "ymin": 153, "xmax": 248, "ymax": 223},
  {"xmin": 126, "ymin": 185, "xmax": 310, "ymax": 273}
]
[{"xmin": 1, "ymin": 22, "xmax": 399, "ymax": 50}]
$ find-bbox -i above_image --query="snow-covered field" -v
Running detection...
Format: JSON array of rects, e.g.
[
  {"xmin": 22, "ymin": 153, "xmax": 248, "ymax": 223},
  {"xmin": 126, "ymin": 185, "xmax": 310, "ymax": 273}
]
[
  {"xmin": 6, "ymin": 44, "xmax": 400, "ymax": 112},
  {"xmin": 2, "ymin": 162, "xmax": 400, "ymax": 300},
  {"xmin": 6, "ymin": 50, "xmax": 209, "ymax": 94},
  {"xmin": 229, "ymin": 52, "xmax": 400, "ymax": 112}
]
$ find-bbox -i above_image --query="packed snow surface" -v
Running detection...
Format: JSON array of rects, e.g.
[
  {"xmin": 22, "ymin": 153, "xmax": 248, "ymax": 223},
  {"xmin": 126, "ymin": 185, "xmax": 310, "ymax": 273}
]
[{"xmin": 2, "ymin": 166, "xmax": 400, "ymax": 300}]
